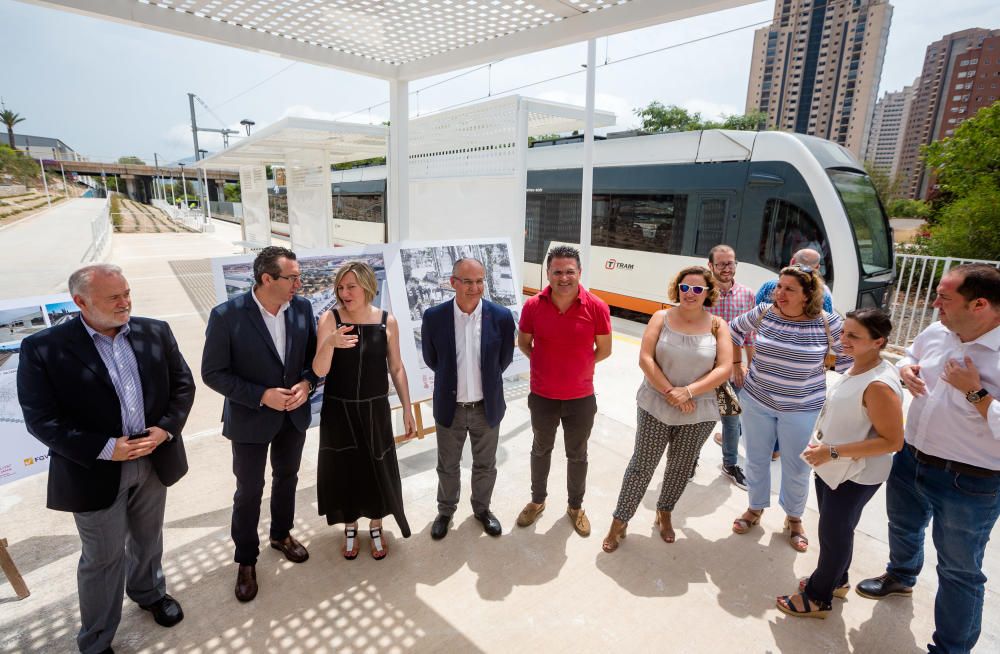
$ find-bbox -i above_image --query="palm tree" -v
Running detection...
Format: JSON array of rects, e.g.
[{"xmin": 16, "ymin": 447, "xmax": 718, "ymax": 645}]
[{"xmin": 1, "ymin": 109, "xmax": 26, "ymax": 149}]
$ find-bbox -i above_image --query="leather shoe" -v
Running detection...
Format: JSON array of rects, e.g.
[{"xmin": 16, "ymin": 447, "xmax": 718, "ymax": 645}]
[
  {"xmin": 474, "ymin": 510, "xmax": 503, "ymax": 537},
  {"xmin": 516, "ymin": 501, "xmax": 545, "ymax": 527},
  {"xmin": 139, "ymin": 593, "xmax": 184, "ymax": 628},
  {"xmin": 269, "ymin": 534, "xmax": 309, "ymax": 563},
  {"xmin": 430, "ymin": 513, "xmax": 451, "ymax": 540},
  {"xmin": 856, "ymin": 573, "xmax": 913, "ymax": 600},
  {"xmin": 235, "ymin": 564, "xmax": 258, "ymax": 603},
  {"xmin": 567, "ymin": 507, "xmax": 591, "ymax": 537}
]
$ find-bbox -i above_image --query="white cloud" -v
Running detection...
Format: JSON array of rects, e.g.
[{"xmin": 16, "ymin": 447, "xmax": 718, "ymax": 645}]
[{"xmin": 681, "ymin": 98, "xmax": 744, "ymax": 122}]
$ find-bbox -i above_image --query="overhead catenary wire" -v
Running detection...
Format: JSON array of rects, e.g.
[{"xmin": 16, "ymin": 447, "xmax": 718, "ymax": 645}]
[{"xmin": 333, "ymin": 0, "xmax": 867, "ymax": 122}]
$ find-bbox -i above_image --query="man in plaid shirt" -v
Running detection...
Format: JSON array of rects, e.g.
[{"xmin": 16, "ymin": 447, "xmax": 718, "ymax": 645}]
[{"xmin": 706, "ymin": 245, "xmax": 755, "ymax": 490}]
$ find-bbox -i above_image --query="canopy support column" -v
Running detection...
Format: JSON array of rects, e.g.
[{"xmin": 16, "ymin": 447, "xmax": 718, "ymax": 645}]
[
  {"xmin": 388, "ymin": 79, "xmax": 410, "ymax": 242},
  {"xmin": 580, "ymin": 38, "xmax": 597, "ymax": 281}
]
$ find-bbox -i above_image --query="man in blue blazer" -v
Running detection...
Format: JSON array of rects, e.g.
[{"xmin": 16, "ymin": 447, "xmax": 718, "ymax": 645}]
[
  {"xmin": 18, "ymin": 263, "xmax": 195, "ymax": 653},
  {"xmin": 202, "ymin": 246, "xmax": 318, "ymax": 602},
  {"xmin": 421, "ymin": 257, "xmax": 516, "ymax": 539}
]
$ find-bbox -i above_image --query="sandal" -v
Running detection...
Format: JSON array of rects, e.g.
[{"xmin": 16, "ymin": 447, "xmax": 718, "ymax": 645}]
[
  {"xmin": 369, "ymin": 526, "xmax": 387, "ymax": 561},
  {"xmin": 785, "ymin": 517, "xmax": 809, "ymax": 552},
  {"xmin": 732, "ymin": 508, "xmax": 763, "ymax": 534},
  {"xmin": 798, "ymin": 577, "xmax": 850, "ymax": 599},
  {"xmin": 342, "ymin": 524, "xmax": 359, "ymax": 560},
  {"xmin": 654, "ymin": 510, "xmax": 675, "ymax": 543},
  {"xmin": 602, "ymin": 518, "xmax": 627, "ymax": 553},
  {"xmin": 776, "ymin": 592, "xmax": 831, "ymax": 619}
]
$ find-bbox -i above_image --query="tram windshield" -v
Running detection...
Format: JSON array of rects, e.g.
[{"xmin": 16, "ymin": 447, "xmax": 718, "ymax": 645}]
[{"xmin": 828, "ymin": 170, "xmax": 893, "ymax": 275}]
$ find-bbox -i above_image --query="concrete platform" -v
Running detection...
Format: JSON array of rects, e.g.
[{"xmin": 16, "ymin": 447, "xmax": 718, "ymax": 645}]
[{"xmin": 0, "ymin": 219, "xmax": 997, "ymax": 653}]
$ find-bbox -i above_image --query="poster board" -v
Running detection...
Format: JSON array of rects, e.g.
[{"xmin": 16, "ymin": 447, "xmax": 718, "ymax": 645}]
[
  {"xmin": 394, "ymin": 237, "xmax": 528, "ymax": 398},
  {"xmin": 0, "ymin": 294, "xmax": 79, "ymax": 486},
  {"xmin": 208, "ymin": 238, "xmax": 526, "ymax": 415},
  {"xmin": 209, "ymin": 244, "xmax": 407, "ymax": 421}
]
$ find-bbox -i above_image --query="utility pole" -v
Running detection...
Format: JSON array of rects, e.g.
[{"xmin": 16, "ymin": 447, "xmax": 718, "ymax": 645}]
[
  {"xmin": 188, "ymin": 93, "xmax": 201, "ymax": 165},
  {"xmin": 37, "ymin": 155, "xmax": 51, "ymax": 208},
  {"xmin": 154, "ymin": 153, "xmax": 162, "ymax": 201}
]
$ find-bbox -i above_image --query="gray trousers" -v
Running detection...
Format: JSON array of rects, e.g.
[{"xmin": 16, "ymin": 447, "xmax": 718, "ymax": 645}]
[
  {"xmin": 72, "ymin": 458, "xmax": 168, "ymax": 654},
  {"xmin": 436, "ymin": 403, "xmax": 500, "ymax": 516},
  {"xmin": 528, "ymin": 393, "xmax": 598, "ymax": 510}
]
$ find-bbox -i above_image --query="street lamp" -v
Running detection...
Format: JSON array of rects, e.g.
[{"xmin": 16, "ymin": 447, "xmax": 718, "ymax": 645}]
[
  {"xmin": 240, "ymin": 119, "xmax": 255, "ymax": 136},
  {"xmin": 178, "ymin": 162, "xmax": 187, "ymax": 208}
]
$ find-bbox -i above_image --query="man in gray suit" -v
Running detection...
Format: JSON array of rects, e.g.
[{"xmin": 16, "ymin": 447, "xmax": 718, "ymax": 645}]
[{"xmin": 18, "ymin": 263, "xmax": 195, "ymax": 653}]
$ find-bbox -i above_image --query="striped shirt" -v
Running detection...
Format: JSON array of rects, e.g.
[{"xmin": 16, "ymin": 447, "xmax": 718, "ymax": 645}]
[
  {"xmin": 729, "ymin": 304, "xmax": 851, "ymax": 412},
  {"xmin": 83, "ymin": 321, "xmax": 145, "ymax": 459},
  {"xmin": 707, "ymin": 281, "xmax": 756, "ymax": 345}
]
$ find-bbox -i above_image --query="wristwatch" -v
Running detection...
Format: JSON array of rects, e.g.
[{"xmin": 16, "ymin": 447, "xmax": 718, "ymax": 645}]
[
  {"xmin": 829, "ymin": 445, "xmax": 840, "ymax": 460},
  {"xmin": 966, "ymin": 388, "xmax": 989, "ymax": 404}
]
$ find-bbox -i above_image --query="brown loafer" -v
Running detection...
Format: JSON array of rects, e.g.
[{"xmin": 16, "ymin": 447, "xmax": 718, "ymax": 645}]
[
  {"xmin": 235, "ymin": 564, "xmax": 257, "ymax": 603},
  {"xmin": 516, "ymin": 502, "xmax": 545, "ymax": 527},
  {"xmin": 567, "ymin": 507, "xmax": 591, "ymax": 537},
  {"xmin": 270, "ymin": 535, "xmax": 309, "ymax": 563}
]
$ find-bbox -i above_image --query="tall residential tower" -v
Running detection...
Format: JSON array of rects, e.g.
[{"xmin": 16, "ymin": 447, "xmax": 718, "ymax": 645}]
[
  {"xmin": 865, "ymin": 81, "xmax": 917, "ymax": 179},
  {"xmin": 746, "ymin": 0, "xmax": 893, "ymax": 158}
]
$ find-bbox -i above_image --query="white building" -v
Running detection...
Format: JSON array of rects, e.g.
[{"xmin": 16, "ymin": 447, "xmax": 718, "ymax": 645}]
[
  {"xmin": 9, "ymin": 134, "xmax": 85, "ymax": 161},
  {"xmin": 865, "ymin": 80, "xmax": 916, "ymax": 179}
]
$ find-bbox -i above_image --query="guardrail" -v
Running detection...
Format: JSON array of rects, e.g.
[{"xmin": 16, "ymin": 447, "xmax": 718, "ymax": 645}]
[
  {"xmin": 81, "ymin": 196, "xmax": 112, "ymax": 263},
  {"xmin": 888, "ymin": 253, "xmax": 1000, "ymax": 348},
  {"xmin": 152, "ymin": 199, "xmax": 211, "ymax": 232}
]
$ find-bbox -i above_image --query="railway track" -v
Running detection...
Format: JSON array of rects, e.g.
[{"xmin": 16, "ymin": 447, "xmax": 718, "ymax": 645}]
[{"xmin": 115, "ymin": 198, "xmax": 195, "ymax": 233}]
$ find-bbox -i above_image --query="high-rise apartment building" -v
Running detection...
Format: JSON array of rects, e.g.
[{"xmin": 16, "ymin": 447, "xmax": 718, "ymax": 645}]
[
  {"xmin": 865, "ymin": 80, "xmax": 916, "ymax": 179},
  {"xmin": 746, "ymin": 0, "xmax": 893, "ymax": 158},
  {"xmin": 898, "ymin": 28, "xmax": 1000, "ymax": 199}
]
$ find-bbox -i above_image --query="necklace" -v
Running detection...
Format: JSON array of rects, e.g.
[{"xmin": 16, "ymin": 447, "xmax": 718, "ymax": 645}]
[{"xmin": 777, "ymin": 306, "xmax": 805, "ymax": 319}]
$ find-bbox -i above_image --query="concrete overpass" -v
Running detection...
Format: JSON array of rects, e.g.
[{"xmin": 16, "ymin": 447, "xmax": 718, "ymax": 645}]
[{"xmin": 42, "ymin": 159, "xmax": 240, "ymax": 204}]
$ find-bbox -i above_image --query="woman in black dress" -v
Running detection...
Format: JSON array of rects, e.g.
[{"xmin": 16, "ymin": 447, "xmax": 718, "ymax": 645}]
[{"xmin": 313, "ymin": 261, "xmax": 416, "ymax": 560}]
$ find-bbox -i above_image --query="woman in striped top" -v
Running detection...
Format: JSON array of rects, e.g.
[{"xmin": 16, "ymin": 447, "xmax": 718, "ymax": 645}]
[{"xmin": 728, "ymin": 265, "xmax": 850, "ymax": 552}]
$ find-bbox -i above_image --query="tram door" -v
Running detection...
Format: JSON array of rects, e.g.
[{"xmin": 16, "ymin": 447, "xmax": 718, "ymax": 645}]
[{"xmin": 691, "ymin": 192, "xmax": 737, "ymax": 257}]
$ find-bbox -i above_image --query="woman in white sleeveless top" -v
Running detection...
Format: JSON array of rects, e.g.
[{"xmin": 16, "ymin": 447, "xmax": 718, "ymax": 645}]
[{"xmin": 776, "ymin": 308, "xmax": 904, "ymax": 618}]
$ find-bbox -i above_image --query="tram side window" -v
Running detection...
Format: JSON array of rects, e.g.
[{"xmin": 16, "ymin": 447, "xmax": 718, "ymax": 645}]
[
  {"xmin": 332, "ymin": 193, "xmax": 384, "ymax": 223},
  {"xmin": 593, "ymin": 194, "xmax": 687, "ymax": 255},
  {"xmin": 524, "ymin": 193, "xmax": 581, "ymax": 264},
  {"xmin": 758, "ymin": 199, "xmax": 833, "ymax": 282}
]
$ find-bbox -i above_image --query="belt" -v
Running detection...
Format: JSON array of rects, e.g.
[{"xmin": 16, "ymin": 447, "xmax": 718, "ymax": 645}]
[
  {"xmin": 906, "ymin": 444, "xmax": 1000, "ymax": 478},
  {"xmin": 456, "ymin": 400, "xmax": 484, "ymax": 408}
]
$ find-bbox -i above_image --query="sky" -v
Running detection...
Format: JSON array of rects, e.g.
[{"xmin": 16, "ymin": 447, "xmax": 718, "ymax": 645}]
[{"xmin": 1, "ymin": 0, "xmax": 997, "ymax": 164}]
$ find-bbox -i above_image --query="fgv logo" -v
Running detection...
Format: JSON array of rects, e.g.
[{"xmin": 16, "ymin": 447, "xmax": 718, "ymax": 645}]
[
  {"xmin": 604, "ymin": 258, "xmax": 634, "ymax": 271},
  {"xmin": 23, "ymin": 454, "xmax": 48, "ymax": 466}
]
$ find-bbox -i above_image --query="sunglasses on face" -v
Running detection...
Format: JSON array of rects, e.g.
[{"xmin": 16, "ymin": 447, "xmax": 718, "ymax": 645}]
[{"xmin": 679, "ymin": 284, "xmax": 707, "ymax": 294}]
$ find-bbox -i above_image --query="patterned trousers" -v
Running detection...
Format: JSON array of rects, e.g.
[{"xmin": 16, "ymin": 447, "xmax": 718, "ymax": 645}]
[{"xmin": 612, "ymin": 408, "xmax": 715, "ymax": 522}]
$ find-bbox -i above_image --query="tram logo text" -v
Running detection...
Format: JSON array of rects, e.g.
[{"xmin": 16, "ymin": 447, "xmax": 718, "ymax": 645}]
[{"xmin": 604, "ymin": 259, "xmax": 634, "ymax": 271}]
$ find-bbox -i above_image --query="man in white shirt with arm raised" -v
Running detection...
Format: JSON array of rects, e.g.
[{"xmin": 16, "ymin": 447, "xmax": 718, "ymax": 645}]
[{"xmin": 856, "ymin": 263, "xmax": 1000, "ymax": 654}]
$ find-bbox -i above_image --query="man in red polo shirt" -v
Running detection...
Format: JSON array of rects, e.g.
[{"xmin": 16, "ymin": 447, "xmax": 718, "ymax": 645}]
[{"xmin": 515, "ymin": 245, "xmax": 612, "ymax": 536}]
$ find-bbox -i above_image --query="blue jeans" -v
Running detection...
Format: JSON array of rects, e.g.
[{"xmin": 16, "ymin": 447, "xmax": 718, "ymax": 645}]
[
  {"xmin": 738, "ymin": 392, "xmax": 819, "ymax": 516},
  {"xmin": 885, "ymin": 445, "xmax": 1000, "ymax": 654},
  {"xmin": 721, "ymin": 388, "xmax": 741, "ymax": 467}
]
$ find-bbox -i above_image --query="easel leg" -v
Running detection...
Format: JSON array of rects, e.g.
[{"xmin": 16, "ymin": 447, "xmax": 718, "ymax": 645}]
[{"xmin": 0, "ymin": 538, "xmax": 30, "ymax": 599}]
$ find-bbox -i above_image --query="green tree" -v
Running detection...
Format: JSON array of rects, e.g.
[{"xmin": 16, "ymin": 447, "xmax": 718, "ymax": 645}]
[
  {"xmin": 528, "ymin": 133, "xmax": 563, "ymax": 145},
  {"xmin": 1, "ymin": 109, "xmax": 26, "ymax": 149},
  {"xmin": 223, "ymin": 183, "xmax": 241, "ymax": 202},
  {"xmin": 864, "ymin": 161, "xmax": 903, "ymax": 204},
  {"xmin": 634, "ymin": 102, "xmax": 703, "ymax": 133},
  {"xmin": 921, "ymin": 101, "xmax": 1000, "ymax": 259},
  {"xmin": 924, "ymin": 101, "xmax": 1000, "ymax": 198},
  {"xmin": 720, "ymin": 110, "xmax": 768, "ymax": 131},
  {"xmin": 117, "ymin": 155, "xmax": 146, "ymax": 165}
]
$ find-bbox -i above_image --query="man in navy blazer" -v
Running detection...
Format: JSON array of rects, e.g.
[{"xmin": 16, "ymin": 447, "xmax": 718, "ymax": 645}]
[
  {"xmin": 202, "ymin": 246, "xmax": 318, "ymax": 602},
  {"xmin": 18, "ymin": 263, "xmax": 195, "ymax": 653},
  {"xmin": 421, "ymin": 257, "xmax": 516, "ymax": 539}
]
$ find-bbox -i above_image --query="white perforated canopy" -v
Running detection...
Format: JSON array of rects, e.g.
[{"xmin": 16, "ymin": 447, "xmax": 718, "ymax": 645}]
[{"xmin": 26, "ymin": 0, "xmax": 753, "ymax": 80}]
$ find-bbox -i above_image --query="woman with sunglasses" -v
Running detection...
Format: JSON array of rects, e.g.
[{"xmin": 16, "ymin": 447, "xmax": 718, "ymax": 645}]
[
  {"xmin": 776, "ymin": 308, "xmax": 903, "ymax": 618},
  {"xmin": 603, "ymin": 266, "xmax": 732, "ymax": 551},
  {"xmin": 728, "ymin": 265, "xmax": 850, "ymax": 552}
]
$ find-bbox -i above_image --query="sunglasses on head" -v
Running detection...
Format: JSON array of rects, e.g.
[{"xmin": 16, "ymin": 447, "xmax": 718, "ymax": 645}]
[
  {"xmin": 679, "ymin": 283, "xmax": 707, "ymax": 294},
  {"xmin": 791, "ymin": 264, "xmax": 815, "ymax": 274}
]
